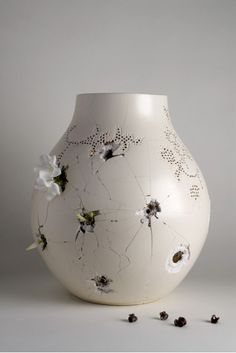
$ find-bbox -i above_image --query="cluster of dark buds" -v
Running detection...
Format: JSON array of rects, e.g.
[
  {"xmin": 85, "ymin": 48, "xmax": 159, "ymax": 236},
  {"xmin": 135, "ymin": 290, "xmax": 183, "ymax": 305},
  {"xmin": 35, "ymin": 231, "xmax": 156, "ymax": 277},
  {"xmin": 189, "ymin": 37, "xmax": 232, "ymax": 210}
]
[
  {"xmin": 160, "ymin": 311, "xmax": 169, "ymax": 320},
  {"xmin": 174, "ymin": 317, "xmax": 187, "ymax": 327},
  {"xmin": 92, "ymin": 275, "xmax": 112, "ymax": 288},
  {"xmin": 128, "ymin": 313, "xmax": 138, "ymax": 323},
  {"xmin": 91, "ymin": 275, "xmax": 113, "ymax": 294},
  {"xmin": 211, "ymin": 315, "xmax": 220, "ymax": 324},
  {"xmin": 125, "ymin": 313, "xmax": 221, "ymax": 326}
]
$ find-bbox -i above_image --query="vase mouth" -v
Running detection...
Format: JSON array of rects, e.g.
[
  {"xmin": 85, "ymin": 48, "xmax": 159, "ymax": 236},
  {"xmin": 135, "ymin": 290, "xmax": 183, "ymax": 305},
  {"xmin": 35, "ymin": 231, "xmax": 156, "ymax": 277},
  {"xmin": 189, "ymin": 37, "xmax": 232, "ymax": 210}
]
[
  {"xmin": 72, "ymin": 92, "xmax": 169, "ymax": 128},
  {"xmin": 76, "ymin": 92, "xmax": 167, "ymax": 98}
]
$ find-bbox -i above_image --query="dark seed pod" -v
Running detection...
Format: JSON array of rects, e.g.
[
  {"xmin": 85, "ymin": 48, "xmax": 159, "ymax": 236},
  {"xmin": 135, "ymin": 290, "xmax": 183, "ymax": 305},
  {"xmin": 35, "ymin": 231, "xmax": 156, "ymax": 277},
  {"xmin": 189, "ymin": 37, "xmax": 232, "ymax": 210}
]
[
  {"xmin": 128, "ymin": 313, "xmax": 138, "ymax": 323},
  {"xmin": 178, "ymin": 317, "xmax": 187, "ymax": 326},
  {"xmin": 211, "ymin": 315, "xmax": 220, "ymax": 324},
  {"xmin": 174, "ymin": 316, "xmax": 187, "ymax": 327},
  {"xmin": 174, "ymin": 319, "xmax": 179, "ymax": 327},
  {"xmin": 160, "ymin": 311, "xmax": 169, "ymax": 320}
]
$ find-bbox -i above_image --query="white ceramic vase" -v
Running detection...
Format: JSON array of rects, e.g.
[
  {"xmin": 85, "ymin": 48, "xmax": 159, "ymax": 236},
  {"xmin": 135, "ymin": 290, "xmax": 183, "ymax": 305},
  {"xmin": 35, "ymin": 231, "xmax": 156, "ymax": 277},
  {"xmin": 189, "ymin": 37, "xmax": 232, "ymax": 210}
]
[{"xmin": 31, "ymin": 93, "xmax": 210, "ymax": 305}]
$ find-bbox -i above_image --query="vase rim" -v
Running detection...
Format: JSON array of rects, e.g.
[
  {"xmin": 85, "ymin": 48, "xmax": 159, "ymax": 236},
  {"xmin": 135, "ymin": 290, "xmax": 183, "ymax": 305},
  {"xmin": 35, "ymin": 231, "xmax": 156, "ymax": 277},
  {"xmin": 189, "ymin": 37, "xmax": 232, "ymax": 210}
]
[{"xmin": 76, "ymin": 92, "xmax": 167, "ymax": 98}]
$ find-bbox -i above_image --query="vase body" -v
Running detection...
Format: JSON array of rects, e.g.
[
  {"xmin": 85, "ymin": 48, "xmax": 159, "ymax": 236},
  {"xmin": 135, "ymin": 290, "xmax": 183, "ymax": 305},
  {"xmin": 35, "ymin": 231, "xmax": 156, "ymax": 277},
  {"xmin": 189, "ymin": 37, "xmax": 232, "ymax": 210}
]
[{"xmin": 31, "ymin": 93, "xmax": 210, "ymax": 305}]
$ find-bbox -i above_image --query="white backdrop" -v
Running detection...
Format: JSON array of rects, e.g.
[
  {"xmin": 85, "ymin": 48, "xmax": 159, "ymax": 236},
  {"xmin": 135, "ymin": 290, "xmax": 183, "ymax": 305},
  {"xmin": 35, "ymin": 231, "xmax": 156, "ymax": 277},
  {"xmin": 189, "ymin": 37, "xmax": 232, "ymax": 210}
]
[{"xmin": 0, "ymin": 0, "xmax": 235, "ymax": 350}]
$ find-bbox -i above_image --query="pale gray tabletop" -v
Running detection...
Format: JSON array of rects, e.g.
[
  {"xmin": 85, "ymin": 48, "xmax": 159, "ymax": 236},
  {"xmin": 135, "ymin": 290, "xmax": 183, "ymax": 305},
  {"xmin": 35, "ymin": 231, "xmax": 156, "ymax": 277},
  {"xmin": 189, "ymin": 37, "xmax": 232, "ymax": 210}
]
[{"xmin": 0, "ymin": 273, "xmax": 235, "ymax": 352}]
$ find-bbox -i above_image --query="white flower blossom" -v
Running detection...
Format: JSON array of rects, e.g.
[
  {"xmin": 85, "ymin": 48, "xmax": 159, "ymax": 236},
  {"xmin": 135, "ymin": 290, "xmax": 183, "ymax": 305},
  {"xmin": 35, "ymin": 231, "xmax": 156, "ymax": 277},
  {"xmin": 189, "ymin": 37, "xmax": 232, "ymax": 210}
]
[
  {"xmin": 34, "ymin": 154, "xmax": 61, "ymax": 201},
  {"xmin": 166, "ymin": 244, "xmax": 190, "ymax": 274}
]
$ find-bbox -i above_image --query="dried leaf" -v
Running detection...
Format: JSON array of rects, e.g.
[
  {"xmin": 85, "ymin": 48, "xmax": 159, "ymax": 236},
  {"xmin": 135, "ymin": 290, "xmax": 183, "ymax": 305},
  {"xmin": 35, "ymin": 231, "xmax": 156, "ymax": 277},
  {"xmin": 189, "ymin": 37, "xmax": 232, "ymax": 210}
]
[{"xmin": 26, "ymin": 241, "xmax": 38, "ymax": 251}]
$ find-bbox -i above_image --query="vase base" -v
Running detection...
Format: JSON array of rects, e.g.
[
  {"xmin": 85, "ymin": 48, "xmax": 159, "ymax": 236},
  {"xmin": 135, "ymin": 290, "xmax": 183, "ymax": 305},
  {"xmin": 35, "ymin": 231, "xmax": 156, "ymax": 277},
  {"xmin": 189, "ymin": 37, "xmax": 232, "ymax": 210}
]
[{"xmin": 70, "ymin": 291, "xmax": 161, "ymax": 306}]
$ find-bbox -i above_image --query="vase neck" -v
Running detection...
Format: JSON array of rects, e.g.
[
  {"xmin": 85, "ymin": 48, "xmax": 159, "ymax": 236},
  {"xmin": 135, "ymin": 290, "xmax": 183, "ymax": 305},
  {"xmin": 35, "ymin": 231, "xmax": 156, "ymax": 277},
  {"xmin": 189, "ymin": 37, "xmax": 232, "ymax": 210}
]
[{"xmin": 70, "ymin": 93, "xmax": 171, "ymax": 140}]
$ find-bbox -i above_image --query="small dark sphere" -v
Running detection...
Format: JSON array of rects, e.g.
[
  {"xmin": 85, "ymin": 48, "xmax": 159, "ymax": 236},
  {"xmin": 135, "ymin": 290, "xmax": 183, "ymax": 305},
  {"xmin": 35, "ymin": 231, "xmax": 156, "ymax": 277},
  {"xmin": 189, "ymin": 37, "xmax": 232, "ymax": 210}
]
[
  {"xmin": 178, "ymin": 317, "xmax": 187, "ymax": 326},
  {"xmin": 174, "ymin": 317, "xmax": 187, "ymax": 327},
  {"xmin": 160, "ymin": 311, "xmax": 169, "ymax": 320},
  {"xmin": 128, "ymin": 313, "xmax": 138, "ymax": 323},
  {"xmin": 174, "ymin": 319, "xmax": 179, "ymax": 327},
  {"xmin": 211, "ymin": 315, "xmax": 220, "ymax": 324}
]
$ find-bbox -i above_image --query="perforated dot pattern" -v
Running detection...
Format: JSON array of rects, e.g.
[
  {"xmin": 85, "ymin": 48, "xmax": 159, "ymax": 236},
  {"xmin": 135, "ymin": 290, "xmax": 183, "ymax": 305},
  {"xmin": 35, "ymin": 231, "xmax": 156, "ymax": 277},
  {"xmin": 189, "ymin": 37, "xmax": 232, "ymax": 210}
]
[
  {"xmin": 57, "ymin": 125, "xmax": 142, "ymax": 162},
  {"xmin": 161, "ymin": 126, "xmax": 203, "ymax": 199}
]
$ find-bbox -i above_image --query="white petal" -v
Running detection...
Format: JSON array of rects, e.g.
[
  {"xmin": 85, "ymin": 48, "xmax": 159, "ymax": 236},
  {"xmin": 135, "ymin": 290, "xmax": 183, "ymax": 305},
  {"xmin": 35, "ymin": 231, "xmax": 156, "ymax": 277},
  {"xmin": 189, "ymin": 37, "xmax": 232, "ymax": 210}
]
[
  {"xmin": 34, "ymin": 166, "xmax": 41, "ymax": 174},
  {"xmin": 141, "ymin": 217, "xmax": 148, "ymax": 224},
  {"xmin": 51, "ymin": 167, "xmax": 61, "ymax": 178},
  {"xmin": 51, "ymin": 182, "xmax": 61, "ymax": 195},
  {"xmin": 85, "ymin": 224, "xmax": 94, "ymax": 233},
  {"xmin": 51, "ymin": 155, "xmax": 57, "ymax": 167},
  {"xmin": 36, "ymin": 175, "xmax": 52, "ymax": 188},
  {"xmin": 34, "ymin": 184, "xmax": 46, "ymax": 191},
  {"xmin": 167, "ymin": 264, "xmax": 183, "ymax": 274},
  {"xmin": 38, "ymin": 169, "xmax": 53, "ymax": 182},
  {"xmin": 100, "ymin": 287, "xmax": 113, "ymax": 294},
  {"xmin": 40, "ymin": 154, "xmax": 51, "ymax": 167},
  {"xmin": 46, "ymin": 182, "xmax": 61, "ymax": 201},
  {"xmin": 135, "ymin": 209, "xmax": 144, "ymax": 217}
]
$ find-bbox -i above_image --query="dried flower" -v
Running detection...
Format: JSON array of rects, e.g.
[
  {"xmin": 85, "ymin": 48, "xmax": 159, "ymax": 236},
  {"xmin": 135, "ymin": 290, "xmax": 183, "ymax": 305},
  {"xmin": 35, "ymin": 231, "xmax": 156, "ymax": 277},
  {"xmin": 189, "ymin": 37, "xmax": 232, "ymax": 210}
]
[
  {"xmin": 26, "ymin": 225, "xmax": 47, "ymax": 251},
  {"xmin": 76, "ymin": 209, "xmax": 100, "ymax": 235},
  {"xmin": 211, "ymin": 315, "xmax": 220, "ymax": 324},
  {"xmin": 174, "ymin": 317, "xmax": 187, "ymax": 327},
  {"xmin": 160, "ymin": 311, "xmax": 169, "ymax": 320},
  {"xmin": 136, "ymin": 199, "xmax": 161, "ymax": 227},
  {"xmin": 128, "ymin": 313, "xmax": 138, "ymax": 323},
  {"xmin": 98, "ymin": 142, "xmax": 123, "ymax": 161},
  {"xmin": 166, "ymin": 244, "xmax": 190, "ymax": 273},
  {"xmin": 91, "ymin": 275, "xmax": 113, "ymax": 293}
]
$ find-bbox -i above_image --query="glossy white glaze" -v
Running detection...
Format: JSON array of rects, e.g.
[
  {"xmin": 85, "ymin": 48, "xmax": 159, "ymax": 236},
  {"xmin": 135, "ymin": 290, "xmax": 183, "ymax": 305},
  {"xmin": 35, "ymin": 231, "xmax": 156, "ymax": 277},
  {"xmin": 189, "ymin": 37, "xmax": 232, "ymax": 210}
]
[{"xmin": 31, "ymin": 93, "xmax": 210, "ymax": 305}]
